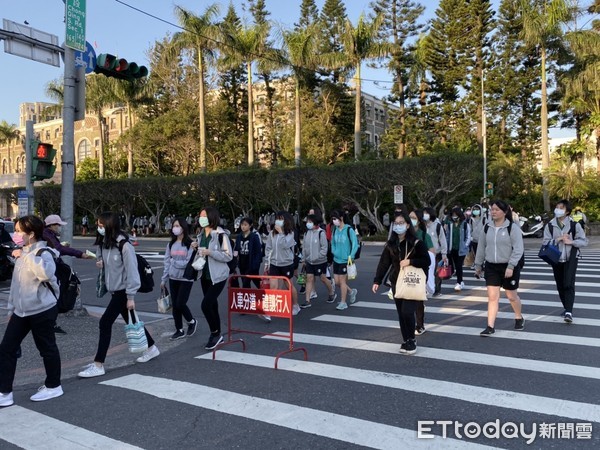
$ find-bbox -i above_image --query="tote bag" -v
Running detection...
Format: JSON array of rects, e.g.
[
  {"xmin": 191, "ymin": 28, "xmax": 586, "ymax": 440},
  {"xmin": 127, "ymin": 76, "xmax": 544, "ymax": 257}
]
[
  {"xmin": 157, "ymin": 287, "xmax": 172, "ymax": 314},
  {"xmin": 96, "ymin": 266, "xmax": 108, "ymax": 298},
  {"xmin": 347, "ymin": 257, "xmax": 357, "ymax": 280},
  {"xmin": 394, "ymin": 241, "xmax": 427, "ymax": 301},
  {"xmin": 124, "ymin": 310, "xmax": 148, "ymax": 353},
  {"xmin": 538, "ymin": 241, "xmax": 560, "ymax": 266}
]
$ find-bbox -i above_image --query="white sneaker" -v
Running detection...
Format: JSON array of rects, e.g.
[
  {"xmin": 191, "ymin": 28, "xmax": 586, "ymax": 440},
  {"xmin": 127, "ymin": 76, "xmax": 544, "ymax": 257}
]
[
  {"xmin": 292, "ymin": 304, "xmax": 301, "ymax": 316},
  {"xmin": 454, "ymin": 283, "xmax": 462, "ymax": 292},
  {"xmin": 78, "ymin": 363, "xmax": 105, "ymax": 378},
  {"xmin": 0, "ymin": 392, "xmax": 14, "ymax": 407},
  {"xmin": 310, "ymin": 291, "xmax": 318, "ymax": 299},
  {"xmin": 349, "ymin": 288, "xmax": 358, "ymax": 304},
  {"xmin": 136, "ymin": 345, "xmax": 160, "ymax": 363},
  {"xmin": 387, "ymin": 289, "xmax": 394, "ymax": 300},
  {"xmin": 30, "ymin": 385, "xmax": 64, "ymax": 402}
]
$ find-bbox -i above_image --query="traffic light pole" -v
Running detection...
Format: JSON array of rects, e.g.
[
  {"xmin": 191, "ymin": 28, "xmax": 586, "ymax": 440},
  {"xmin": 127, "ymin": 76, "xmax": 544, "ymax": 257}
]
[
  {"xmin": 61, "ymin": 45, "xmax": 76, "ymax": 250},
  {"xmin": 25, "ymin": 121, "xmax": 34, "ymax": 214}
]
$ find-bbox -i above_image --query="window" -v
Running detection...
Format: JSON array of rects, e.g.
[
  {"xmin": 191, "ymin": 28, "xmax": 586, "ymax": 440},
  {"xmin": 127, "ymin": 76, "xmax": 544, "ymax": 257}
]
[
  {"xmin": 365, "ymin": 132, "xmax": 372, "ymax": 143},
  {"xmin": 94, "ymin": 138, "xmax": 100, "ymax": 148},
  {"xmin": 77, "ymin": 139, "xmax": 92, "ymax": 162},
  {"xmin": 1, "ymin": 159, "xmax": 7, "ymax": 175},
  {"xmin": 55, "ymin": 128, "xmax": 60, "ymax": 138},
  {"xmin": 110, "ymin": 118, "xmax": 116, "ymax": 129}
]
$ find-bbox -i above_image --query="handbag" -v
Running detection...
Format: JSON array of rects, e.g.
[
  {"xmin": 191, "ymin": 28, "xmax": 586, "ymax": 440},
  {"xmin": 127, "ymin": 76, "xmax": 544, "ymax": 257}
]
[
  {"xmin": 347, "ymin": 256, "xmax": 357, "ymax": 280},
  {"xmin": 538, "ymin": 241, "xmax": 560, "ymax": 266},
  {"xmin": 192, "ymin": 255, "xmax": 206, "ymax": 271},
  {"xmin": 124, "ymin": 310, "xmax": 148, "ymax": 353},
  {"xmin": 96, "ymin": 266, "xmax": 108, "ymax": 298},
  {"xmin": 394, "ymin": 241, "xmax": 427, "ymax": 301},
  {"xmin": 297, "ymin": 266, "xmax": 306, "ymax": 286},
  {"xmin": 157, "ymin": 287, "xmax": 172, "ymax": 314},
  {"xmin": 183, "ymin": 250, "xmax": 199, "ymax": 281},
  {"xmin": 260, "ymin": 270, "xmax": 271, "ymax": 289},
  {"xmin": 437, "ymin": 263, "xmax": 452, "ymax": 280}
]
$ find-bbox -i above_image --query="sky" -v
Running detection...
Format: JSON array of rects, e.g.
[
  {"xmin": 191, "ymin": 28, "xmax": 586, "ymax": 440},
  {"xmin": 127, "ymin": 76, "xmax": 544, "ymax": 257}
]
[{"xmin": 0, "ymin": 0, "xmax": 573, "ymax": 138}]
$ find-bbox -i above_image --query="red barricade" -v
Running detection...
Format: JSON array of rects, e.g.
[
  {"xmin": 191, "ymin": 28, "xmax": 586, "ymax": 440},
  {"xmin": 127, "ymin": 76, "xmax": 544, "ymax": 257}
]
[{"xmin": 212, "ymin": 274, "xmax": 308, "ymax": 369}]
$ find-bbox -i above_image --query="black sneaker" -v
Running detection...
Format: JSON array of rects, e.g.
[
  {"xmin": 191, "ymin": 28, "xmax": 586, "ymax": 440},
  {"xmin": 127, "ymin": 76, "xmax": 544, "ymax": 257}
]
[
  {"xmin": 170, "ymin": 330, "xmax": 185, "ymax": 341},
  {"xmin": 560, "ymin": 310, "xmax": 567, "ymax": 318},
  {"xmin": 480, "ymin": 326, "xmax": 495, "ymax": 337},
  {"xmin": 400, "ymin": 339, "xmax": 417, "ymax": 355},
  {"xmin": 399, "ymin": 341, "xmax": 407, "ymax": 353},
  {"xmin": 187, "ymin": 320, "xmax": 197, "ymax": 337},
  {"xmin": 299, "ymin": 286, "xmax": 306, "ymax": 294},
  {"xmin": 205, "ymin": 334, "xmax": 224, "ymax": 350},
  {"xmin": 299, "ymin": 301, "xmax": 312, "ymax": 309},
  {"xmin": 327, "ymin": 293, "xmax": 337, "ymax": 304},
  {"xmin": 53, "ymin": 325, "xmax": 67, "ymax": 335},
  {"xmin": 432, "ymin": 292, "xmax": 442, "ymax": 298},
  {"xmin": 415, "ymin": 327, "xmax": 426, "ymax": 336},
  {"xmin": 564, "ymin": 312, "xmax": 573, "ymax": 323},
  {"xmin": 514, "ymin": 318, "xmax": 525, "ymax": 330}
]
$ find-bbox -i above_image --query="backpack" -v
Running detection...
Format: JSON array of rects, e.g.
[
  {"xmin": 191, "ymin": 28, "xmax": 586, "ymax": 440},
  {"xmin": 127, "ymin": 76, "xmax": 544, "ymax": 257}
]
[
  {"xmin": 546, "ymin": 221, "xmax": 577, "ymax": 240},
  {"xmin": 483, "ymin": 222, "xmax": 525, "ymax": 270},
  {"xmin": 117, "ymin": 240, "xmax": 154, "ymax": 293},
  {"xmin": 36, "ymin": 249, "xmax": 80, "ymax": 313},
  {"xmin": 339, "ymin": 227, "xmax": 363, "ymax": 260},
  {"xmin": 218, "ymin": 233, "xmax": 238, "ymax": 273}
]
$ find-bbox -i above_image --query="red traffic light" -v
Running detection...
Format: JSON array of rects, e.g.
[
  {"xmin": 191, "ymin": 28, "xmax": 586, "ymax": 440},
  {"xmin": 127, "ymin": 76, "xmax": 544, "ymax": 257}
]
[{"xmin": 36, "ymin": 143, "xmax": 53, "ymax": 159}]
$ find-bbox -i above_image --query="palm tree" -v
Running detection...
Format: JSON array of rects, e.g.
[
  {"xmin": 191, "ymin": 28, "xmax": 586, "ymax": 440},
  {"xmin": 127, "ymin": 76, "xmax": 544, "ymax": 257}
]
[
  {"xmin": 168, "ymin": 4, "xmax": 220, "ymax": 172},
  {"xmin": 336, "ymin": 14, "xmax": 390, "ymax": 159},
  {"xmin": 520, "ymin": 0, "xmax": 572, "ymax": 211},
  {"xmin": 282, "ymin": 26, "xmax": 321, "ymax": 166},
  {"xmin": 0, "ymin": 121, "xmax": 21, "ymax": 174},
  {"xmin": 220, "ymin": 22, "xmax": 273, "ymax": 166},
  {"xmin": 86, "ymin": 74, "xmax": 117, "ymax": 178}
]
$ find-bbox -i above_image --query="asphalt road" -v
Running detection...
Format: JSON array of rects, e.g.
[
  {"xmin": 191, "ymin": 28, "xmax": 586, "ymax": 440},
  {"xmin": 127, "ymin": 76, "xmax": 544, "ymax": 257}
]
[{"xmin": 0, "ymin": 236, "xmax": 598, "ymax": 449}]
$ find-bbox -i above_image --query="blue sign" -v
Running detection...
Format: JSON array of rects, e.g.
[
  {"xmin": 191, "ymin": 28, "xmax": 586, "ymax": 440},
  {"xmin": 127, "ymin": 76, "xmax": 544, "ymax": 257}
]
[{"xmin": 74, "ymin": 41, "xmax": 96, "ymax": 74}]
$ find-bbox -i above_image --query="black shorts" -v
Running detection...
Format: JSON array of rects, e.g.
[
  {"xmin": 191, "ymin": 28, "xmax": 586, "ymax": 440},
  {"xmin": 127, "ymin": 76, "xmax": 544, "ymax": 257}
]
[
  {"xmin": 332, "ymin": 262, "xmax": 348, "ymax": 276},
  {"xmin": 305, "ymin": 262, "xmax": 328, "ymax": 276},
  {"xmin": 484, "ymin": 262, "xmax": 521, "ymax": 290},
  {"xmin": 269, "ymin": 264, "xmax": 295, "ymax": 279}
]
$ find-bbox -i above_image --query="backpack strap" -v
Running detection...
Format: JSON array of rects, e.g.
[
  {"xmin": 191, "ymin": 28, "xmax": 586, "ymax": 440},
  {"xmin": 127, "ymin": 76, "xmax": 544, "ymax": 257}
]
[
  {"xmin": 436, "ymin": 223, "xmax": 441, "ymax": 239},
  {"xmin": 35, "ymin": 248, "xmax": 58, "ymax": 299}
]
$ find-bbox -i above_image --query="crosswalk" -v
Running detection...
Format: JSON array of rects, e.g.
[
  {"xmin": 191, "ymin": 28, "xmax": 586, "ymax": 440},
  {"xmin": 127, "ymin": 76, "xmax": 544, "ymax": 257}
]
[{"xmin": 0, "ymin": 250, "xmax": 599, "ymax": 448}]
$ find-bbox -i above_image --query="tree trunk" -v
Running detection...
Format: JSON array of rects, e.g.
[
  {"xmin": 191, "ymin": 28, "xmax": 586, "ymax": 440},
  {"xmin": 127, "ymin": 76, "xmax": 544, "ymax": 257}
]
[
  {"xmin": 354, "ymin": 65, "xmax": 362, "ymax": 159},
  {"xmin": 247, "ymin": 62, "xmax": 255, "ymax": 166},
  {"xmin": 540, "ymin": 46, "xmax": 550, "ymax": 212},
  {"xmin": 398, "ymin": 70, "xmax": 406, "ymax": 159},
  {"xmin": 198, "ymin": 53, "xmax": 207, "ymax": 173},
  {"xmin": 98, "ymin": 112, "xmax": 105, "ymax": 179},
  {"xmin": 294, "ymin": 80, "xmax": 301, "ymax": 167},
  {"xmin": 596, "ymin": 127, "xmax": 600, "ymax": 174},
  {"xmin": 263, "ymin": 75, "xmax": 277, "ymax": 165},
  {"xmin": 127, "ymin": 105, "xmax": 133, "ymax": 179}
]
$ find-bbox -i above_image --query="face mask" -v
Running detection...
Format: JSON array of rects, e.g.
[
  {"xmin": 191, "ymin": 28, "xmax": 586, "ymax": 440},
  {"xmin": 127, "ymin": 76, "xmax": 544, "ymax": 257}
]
[
  {"xmin": 199, "ymin": 217, "xmax": 209, "ymax": 228},
  {"xmin": 97, "ymin": 226, "xmax": 105, "ymax": 236},
  {"xmin": 393, "ymin": 224, "xmax": 407, "ymax": 235},
  {"xmin": 554, "ymin": 208, "xmax": 566, "ymax": 218},
  {"xmin": 422, "ymin": 213, "xmax": 430, "ymax": 222},
  {"xmin": 410, "ymin": 218, "xmax": 418, "ymax": 227},
  {"xmin": 472, "ymin": 210, "xmax": 480, "ymax": 217},
  {"xmin": 452, "ymin": 216, "xmax": 459, "ymax": 221},
  {"xmin": 332, "ymin": 219, "xmax": 340, "ymax": 226},
  {"xmin": 482, "ymin": 208, "xmax": 488, "ymax": 213},
  {"xmin": 306, "ymin": 222, "xmax": 314, "ymax": 230},
  {"xmin": 275, "ymin": 219, "xmax": 284, "ymax": 227},
  {"xmin": 13, "ymin": 232, "xmax": 24, "ymax": 246},
  {"xmin": 172, "ymin": 226, "xmax": 182, "ymax": 236}
]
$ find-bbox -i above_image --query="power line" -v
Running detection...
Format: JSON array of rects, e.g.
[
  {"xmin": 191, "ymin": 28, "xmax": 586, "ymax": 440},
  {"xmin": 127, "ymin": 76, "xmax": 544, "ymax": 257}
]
[{"xmin": 113, "ymin": 0, "xmax": 395, "ymax": 86}]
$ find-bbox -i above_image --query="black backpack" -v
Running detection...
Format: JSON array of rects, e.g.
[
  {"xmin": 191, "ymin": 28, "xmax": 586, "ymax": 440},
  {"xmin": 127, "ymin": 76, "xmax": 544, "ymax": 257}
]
[
  {"xmin": 36, "ymin": 249, "xmax": 80, "ymax": 313},
  {"xmin": 218, "ymin": 233, "xmax": 238, "ymax": 273},
  {"xmin": 118, "ymin": 240, "xmax": 154, "ymax": 293},
  {"xmin": 483, "ymin": 222, "xmax": 525, "ymax": 269}
]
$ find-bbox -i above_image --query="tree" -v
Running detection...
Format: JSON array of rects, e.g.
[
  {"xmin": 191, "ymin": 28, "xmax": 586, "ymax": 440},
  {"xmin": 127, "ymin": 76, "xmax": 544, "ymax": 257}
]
[
  {"xmin": 336, "ymin": 14, "xmax": 390, "ymax": 159},
  {"xmin": 168, "ymin": 4, "xmax": 221, "ymax": 173},
  {"xmin": 296, "ymin": 0, "xmax": 319, "ymax": 29},
  {"xmin": 519, "ymin": 0, "xmax": 573, "ymax": 211},
  {"xmin": 319, "ymin": 0, "xmax": 348, "ymax": 83},
  {"xmin": 0, "ymin": 121, "xmax": 21, "ymax": 175}
]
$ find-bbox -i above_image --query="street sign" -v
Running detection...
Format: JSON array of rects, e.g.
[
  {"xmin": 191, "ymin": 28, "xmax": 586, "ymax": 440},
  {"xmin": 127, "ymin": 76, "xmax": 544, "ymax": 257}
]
[
  {"xmin": 74, "ymin": 41, "xmax": 96, "ymax": 73},
  {"xmin": 17, "ymin": 190, "xmax": 28, "ymax": 218},
  {"xmin": 394, "ymin": 185, "xmax": 404, "ymax": 204},
  {"xmin": 1, "ymin": 19, "xmax": 60, "ymax": 67},
  {"xmin": 65, "ymin": 0, "xmax": 86, "ymax": 51}
]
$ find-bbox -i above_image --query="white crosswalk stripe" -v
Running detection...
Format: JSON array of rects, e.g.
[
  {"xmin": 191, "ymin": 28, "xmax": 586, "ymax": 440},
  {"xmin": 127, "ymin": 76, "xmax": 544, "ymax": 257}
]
[{"xmin": 1, "ymin": 250, "xmax": 598, "ymax": 447}]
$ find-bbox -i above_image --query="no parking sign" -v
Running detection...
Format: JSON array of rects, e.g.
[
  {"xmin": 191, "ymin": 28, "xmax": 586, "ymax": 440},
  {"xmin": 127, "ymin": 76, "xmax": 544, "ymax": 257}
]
[{"xmin": 394, "ymin": 185, "xmax": 404, "ymax": 204}]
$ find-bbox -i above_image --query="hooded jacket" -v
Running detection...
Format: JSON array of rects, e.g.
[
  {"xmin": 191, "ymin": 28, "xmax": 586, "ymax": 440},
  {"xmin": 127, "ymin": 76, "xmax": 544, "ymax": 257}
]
[
  {"xmin": 470, "ymin": 204, "xmax": 486, "ymax": 243},
  {"xmin": 201, "ymin": 227, "xmax": 233, "ymax": 284},
  {"xmin": 331, "ymin": 224, "xmax": 359, "ymax": 264},
  {"xmin": 303, "ymin": 227, "xmax": 328, "ymax": 265},
  {"xmin": 8, "ymin": 241, "xmax": 59, "ymax": 317},
  {"xmin": 265, "ymin": 231, "xmax": 296, "ymax": 267},
  {"xmin": 542, "ymin": 216, "xmax": 588, "ymax": 262},
  {"xmin": 97, "ymin": 235, "xmax": 140, "ymax": 297},
  {"xmin": 474, "ymin": 219, "xmax": 524, "ymax": 270}
]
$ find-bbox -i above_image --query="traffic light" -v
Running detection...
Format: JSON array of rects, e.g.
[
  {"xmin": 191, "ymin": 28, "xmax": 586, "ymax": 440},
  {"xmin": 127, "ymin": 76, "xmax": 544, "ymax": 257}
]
[
  {"xmin": 31, "ymin": 141, "xmax": 57, "ymax": 181},
  {"xmin": 485, "ymin": 181, "xmax": 494, "ymax": 196},
  {"xmin": 94, "ymin": 53, "xmax": 149, "ymax": 81}
]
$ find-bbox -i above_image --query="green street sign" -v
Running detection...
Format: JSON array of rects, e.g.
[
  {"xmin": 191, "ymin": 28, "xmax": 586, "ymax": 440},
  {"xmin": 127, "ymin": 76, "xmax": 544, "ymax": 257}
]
[{"xmin": 66, "ymin": 0, "xmax": 86, "ymax": 51}]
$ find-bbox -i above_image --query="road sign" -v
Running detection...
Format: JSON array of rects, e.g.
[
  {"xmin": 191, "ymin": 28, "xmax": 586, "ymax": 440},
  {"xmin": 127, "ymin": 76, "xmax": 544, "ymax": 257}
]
[
  {"xmin": 65, "ymin": 0, "xmax": 86, "ymax": 51},
  {"xmin": 17, "ymin": 190, "xmax": 28, "ymax": 218},
  {"xmin": 394, "ymin": 185, "xmax": 404, "ymax": 204},
  {"xmin": 74, "ymin": 41, "xmax": 96, "ymax": 73},
  {"xmin": 1, "ymin": 19, "xmax": 61, "ymax": 67}
]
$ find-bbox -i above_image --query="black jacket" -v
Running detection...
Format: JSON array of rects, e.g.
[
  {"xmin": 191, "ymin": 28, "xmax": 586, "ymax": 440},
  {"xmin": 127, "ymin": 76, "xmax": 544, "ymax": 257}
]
[{"xmin": 374, "ymin": 237, "xmax": 430, "ymax": 287}]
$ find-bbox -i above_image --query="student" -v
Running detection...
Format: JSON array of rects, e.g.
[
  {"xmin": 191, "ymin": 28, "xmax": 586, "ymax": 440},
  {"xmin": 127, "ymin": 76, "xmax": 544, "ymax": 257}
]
[
  {"xmin": 234, "ymin": 217, "xmax": 263, "ymax": 289},
  {"xmin": 474, "ymin": 200, "xmax": 525, "ymax": 336},
  {"xmin": 543, "ymin": 199, "xmax": 588, "ymax": 323},
  {"xmin": 0, "ymin": 215, "xmax": 63, "ymax": 406},
  {"xmin": 409, "ymin": 209, "xmax": 435, "ymax": 335},
  {"xmin": 78, "ymin": 212, "xmax": 160, "ymax": 378},
  {"xmin": 330, "ymin": 210, "xmax": 359, "ymax": 311},
  {"xmin": 445, "ymin": 207, "xmax": 471, "ymax": 292},
  {"xmin": 197, "ymin": 206, "xmax": 233, "ymax": 350},
  {"xmin": 423, "ymin": 207, "xmax": 448, "ymax": 297},
  {"xmin": 160, "ymin": 217, "xmax": 198, "ymax": 341}
]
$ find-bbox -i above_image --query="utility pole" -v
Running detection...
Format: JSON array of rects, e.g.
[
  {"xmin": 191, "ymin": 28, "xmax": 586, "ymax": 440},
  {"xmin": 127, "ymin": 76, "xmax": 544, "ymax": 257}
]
[
  {"xmin": 25, "ymin": 121, "xmax": 35, "ymax": 214},
  {"xmin": 61, "ymin": 45, "xmax": 76, "ymax": 248},
  {"xmin": 482, "ymin": 72, "xmax": 487, "ymax": 201}
]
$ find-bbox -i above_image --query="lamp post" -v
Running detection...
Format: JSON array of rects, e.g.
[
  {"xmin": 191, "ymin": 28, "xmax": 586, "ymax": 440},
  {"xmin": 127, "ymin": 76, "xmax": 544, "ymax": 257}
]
[{"xmin": 482, "ymin": 70, "xmax": 488, "ymax": 201}]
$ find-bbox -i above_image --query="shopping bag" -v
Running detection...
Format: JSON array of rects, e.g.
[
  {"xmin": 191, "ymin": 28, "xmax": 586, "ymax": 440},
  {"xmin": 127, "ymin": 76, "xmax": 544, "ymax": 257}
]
[
  {"xmin": 297, "ymin": 266, "xmax": 306, "ymax": 286},
  {"xmin": 260, "ymin": 270, "xmax": 271, "ymax": 289},
  {"xmin": 347, "ymin": 257, "xmax": 357, "ymax": 280},
  {"xmin": 96, "ymin": 266, "xmax": 108, "ymax": 298},
  {"xmin": 157, "ymin": 287, "xmax": 172, "ymax": 314},
  {"xmin": 124, "ymin": 310, "xmax": 148, "ymax": 353},
  {"xmin": 436, "ymin": 263, "xmax": 452, "ymax": 280},
  {"xmin": 192, "ymin": 255, "xmax": 206, "ymax": 271},
  {"xmin": 463, "ymin": 250, "xmax": 475, "ymax": 267},
  {"xmin": 538, "ymin": 242, "xmax": 560, "ymax": 266},
  {"xmin": 395, "ymin": 265, "xmax": 427, "ymax": 301}
]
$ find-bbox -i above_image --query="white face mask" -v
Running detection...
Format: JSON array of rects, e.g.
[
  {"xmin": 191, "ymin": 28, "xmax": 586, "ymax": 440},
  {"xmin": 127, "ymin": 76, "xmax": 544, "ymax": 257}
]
[
  {"xmin": 199, "ymin": 217, "xmax": 209, "ymax": 228},
  {"xmin": 97, "ymin": 226, "xmax": 105, "ymax": 236},
  {"xmin": 172, "ymin": 226, "xmax": 183, "ymax": 236},
  {"xmin": 393, "ymin": 224, "xmax": 407, "ymax": 235},
  {"xmin": 410, "ymin": 218, "xmax": 418, "ymax": 227},
  {"xmin": 422, "ymin": 213, "xmax": 430, "ymax": 222},
  {"xmin": 332, "ymin": 219, "xmax": 340, "ymax": 227},
  {"xmin": 275, "ymin": 219, "xmax": 284, "ymax": 227},
  {"xmin": 554, "ymin": 208, "xmax": 566, "ymax": 218},
  {"xmin": 306, "ymin": 222, "xmax": 314, "ymax": 230}
]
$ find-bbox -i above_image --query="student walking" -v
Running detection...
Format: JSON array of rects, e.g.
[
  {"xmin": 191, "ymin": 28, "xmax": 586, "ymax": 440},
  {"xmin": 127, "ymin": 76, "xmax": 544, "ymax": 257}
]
[
  {"xmin": 197, "ymin": 207, "xmax": 233, "ymax": 350},
  {"xmin": 446, "ymin": 207, "xmax": 471, "ymax": 292},
  {"xmin": 410, "ymin": 209, "xmax": 435, "ymax": 335},
  {"xmin": 78, "ymin": 212, "xmax": 160, "ymax": 378},
  {"xmin": 424, "ymin": 207, "xmax": 448, "ymax": 297},
  {"xmin": 543, "ymin": 199, "xmax": 588, "ymax": 323},
  {"xmin": 330, "ymin": 210, "xmax": 359, "ymax": 311},
  {"xmin": 160, "ymin": 217, "xmax": 198, "ymax": 341},
  {"xmin": 234, "ymin": 217, "xmax": 263, "ymax": 289},
  {"xmin": 474, "ymin": 200, "xmax": 525, "ymax": 336},
  {"xmin": 0, "ymin": 215, "xmax": 63, "ymax": 406}
]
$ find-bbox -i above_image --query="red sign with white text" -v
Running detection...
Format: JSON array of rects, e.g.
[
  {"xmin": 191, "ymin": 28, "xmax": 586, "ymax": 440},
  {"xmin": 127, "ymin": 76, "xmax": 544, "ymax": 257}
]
[{"xmin": 229, "ymin": 288, "xmax": 292, "ymax": 318}]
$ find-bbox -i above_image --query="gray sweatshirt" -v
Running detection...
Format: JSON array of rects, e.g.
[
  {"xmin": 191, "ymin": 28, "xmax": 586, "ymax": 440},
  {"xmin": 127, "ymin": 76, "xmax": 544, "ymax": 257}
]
[
  {"xmin": 474, "ymin": 219, "xmax": 524, "ymax": 270},
  {"xmin": 303, "ymin": 228, "xmax": 328, "ymax": 265},
  {"xmin": 161, "ymin": 240, "xmax": 196, "ymax": 283},
  {"xmin": 98, "ymin": 236, "xmax": 140, "ymax": 298},
  {"xmin": 8, "ymin": 241, "xmax": 59, "ymax": 317},
  {"xmin": 542, "ymin": 217, "xmax": 588, "ymax": 262},
  {"xmin": 265, "ymin": 232, "xmax": 296, "ymax": 267}
]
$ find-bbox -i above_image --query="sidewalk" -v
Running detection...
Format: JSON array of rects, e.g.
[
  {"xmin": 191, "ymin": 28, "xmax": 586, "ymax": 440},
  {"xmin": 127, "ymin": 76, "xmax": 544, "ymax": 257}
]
[{"xmin": 0, "ymin": 306, "xmax": 182, "ymax": 390}]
